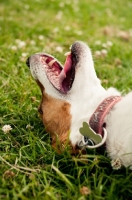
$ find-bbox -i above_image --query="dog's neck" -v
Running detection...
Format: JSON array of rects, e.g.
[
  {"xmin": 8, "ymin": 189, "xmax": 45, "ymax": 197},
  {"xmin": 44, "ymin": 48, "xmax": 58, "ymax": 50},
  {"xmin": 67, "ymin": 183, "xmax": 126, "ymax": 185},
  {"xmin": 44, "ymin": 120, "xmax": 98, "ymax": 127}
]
[{"xmin": 69, "ymin": 85, "xmax": 121, "ymax": 146}]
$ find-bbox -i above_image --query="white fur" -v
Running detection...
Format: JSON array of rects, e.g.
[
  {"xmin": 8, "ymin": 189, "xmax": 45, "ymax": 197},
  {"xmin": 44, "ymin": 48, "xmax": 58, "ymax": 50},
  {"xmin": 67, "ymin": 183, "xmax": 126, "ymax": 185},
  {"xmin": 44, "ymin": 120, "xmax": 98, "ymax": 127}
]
[{"xmin": 29, "ymin": 41, "xmax": 132, "ymax": 169}]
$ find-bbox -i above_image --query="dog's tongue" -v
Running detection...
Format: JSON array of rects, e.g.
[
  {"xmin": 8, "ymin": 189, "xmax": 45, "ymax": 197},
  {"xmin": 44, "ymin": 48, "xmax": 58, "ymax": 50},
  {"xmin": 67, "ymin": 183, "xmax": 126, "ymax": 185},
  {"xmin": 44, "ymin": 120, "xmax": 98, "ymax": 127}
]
[{"xmin": 59, "ymin": 54, "xmax": 72, "ymax": 92}]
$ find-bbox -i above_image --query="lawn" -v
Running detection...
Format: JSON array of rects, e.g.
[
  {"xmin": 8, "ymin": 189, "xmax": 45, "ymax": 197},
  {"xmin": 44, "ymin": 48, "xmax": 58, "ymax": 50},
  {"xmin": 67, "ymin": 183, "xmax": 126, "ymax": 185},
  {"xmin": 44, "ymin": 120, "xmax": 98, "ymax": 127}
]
[{"xmin": 0, "ymin": 0, "xmax": 132, "ymax": 199}]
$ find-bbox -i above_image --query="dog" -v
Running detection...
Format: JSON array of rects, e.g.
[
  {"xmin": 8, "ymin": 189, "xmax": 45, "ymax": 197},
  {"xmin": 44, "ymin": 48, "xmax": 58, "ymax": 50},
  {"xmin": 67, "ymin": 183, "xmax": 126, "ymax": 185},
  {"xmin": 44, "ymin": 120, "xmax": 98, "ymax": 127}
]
[{"xmin": 26, "ymin": 41, "xmax": 132, "ymax": 169}]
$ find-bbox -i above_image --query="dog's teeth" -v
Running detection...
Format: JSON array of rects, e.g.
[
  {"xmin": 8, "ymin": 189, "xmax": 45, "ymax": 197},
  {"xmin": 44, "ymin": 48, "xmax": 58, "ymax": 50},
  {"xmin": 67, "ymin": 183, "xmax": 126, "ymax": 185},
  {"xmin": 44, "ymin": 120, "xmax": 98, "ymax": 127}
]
[
  {"xmin": 55, "ymin": 71, "xmax": 59, "ymax": 75},
  {"xmin": 64, "ymin": 52, "xmax": 71, "ymax": 56},
  {"xmin": 41, "ymin": 57, "xmax": 48, "ymax": 62},
  {"xmin": 44, "ymin": 57, "xmax": 48, "ymax": 61},
  {"xmin": 48, "ymin": 59, "xmax": 56, "ymax": 67},
  {"xmin": 51, "ymin": 68, "xmax": 56, "ymax": 72}
]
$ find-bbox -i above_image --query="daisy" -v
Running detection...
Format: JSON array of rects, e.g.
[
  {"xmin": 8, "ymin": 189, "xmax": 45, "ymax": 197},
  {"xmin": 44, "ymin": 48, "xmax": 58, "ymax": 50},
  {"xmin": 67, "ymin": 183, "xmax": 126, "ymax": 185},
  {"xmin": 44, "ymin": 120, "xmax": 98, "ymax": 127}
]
[
  {"xmin": 111, "ymin": 158, "xmax": 122, "ymax": 170},
  {"xmin": 2, "ymin": 125, "xmax": 12, "ymax": 134}
]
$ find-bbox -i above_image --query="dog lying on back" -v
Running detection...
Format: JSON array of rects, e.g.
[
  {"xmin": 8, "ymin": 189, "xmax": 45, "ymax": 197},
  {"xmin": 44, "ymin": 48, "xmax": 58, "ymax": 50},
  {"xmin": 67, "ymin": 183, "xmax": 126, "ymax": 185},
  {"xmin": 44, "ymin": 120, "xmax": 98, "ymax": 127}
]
[{"xmin": 26, "ymin": 41, "xmax": 132, "ymax": 169}]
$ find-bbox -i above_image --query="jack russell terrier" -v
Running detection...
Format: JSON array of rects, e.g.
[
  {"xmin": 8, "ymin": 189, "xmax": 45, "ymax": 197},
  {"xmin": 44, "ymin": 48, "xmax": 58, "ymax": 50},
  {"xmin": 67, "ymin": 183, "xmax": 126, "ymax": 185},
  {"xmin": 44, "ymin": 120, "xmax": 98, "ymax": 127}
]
[{"xmin": 26, "ymin": 41, "xmax": 132, "ymax": 169}]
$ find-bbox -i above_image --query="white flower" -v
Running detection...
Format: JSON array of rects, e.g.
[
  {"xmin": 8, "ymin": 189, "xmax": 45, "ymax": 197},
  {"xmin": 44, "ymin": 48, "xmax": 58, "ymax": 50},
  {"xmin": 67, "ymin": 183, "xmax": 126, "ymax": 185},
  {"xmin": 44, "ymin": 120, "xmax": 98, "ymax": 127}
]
[
  {"xmin": 76, "ymin": 30, "xmax": 83, "ymax": 35},
  {"xmin": 95, "ymin": 49, "xmax": 108, "ymax": 58},
  {"xmin": 18, "ymin": 41, "xmax": 26, "ymax": 48},
  {"xmin": 15, "ymin": 39, "xmax": 26, "ymax": 48},
  {"xmin": 73, "ymin": 6, "xmax": 79, "ymax": 12},
  {"xmin": 94, "ymin": 50, "xmax": 101, "ymax": 57},
  {"xmin": 107, "ymin": 41, "xmax": 113, "ymax": 47},
  {"xmin": 55, "ymin": 46, "xmax": 63, "ymax": 53},
  {"xmin": 94, "ymin": 40, "xmax": 101, "ymax": 45},
  {"xmin": 102, "ymin": 43, "xmax": 107, "ymax": 48},
  {"xmin": 64, "ymin": 26, "xmax": 71, "ymax": 31},
  {"xmin": 111, "ymin": 158, "xmax": 122, "ymax": 170},
  {"xmin": 24, "ymin": 4, "xmax": 30, "ymax": 10},
  {"xmin": 101, "ymin": 49, "xmax": 108, "ymax": 56},
  {"xmin": 30, "ymin": 40, "xmax": 36, "ymax": 45},
  {"xmin": 53, "ymin": 27, "xmax": 59, "ymax": 33},
  {"xmin": 10, "ymin": 45, "xmax": 17, "ymax": 51},
  {"xmin": 38, "ymin": 35, "xmax": 44, "ymax": 40},
  {"xmin": 21, "ymin": 52, "xmax": 28, "ymax": 57},
  {"xmin": 26, "ymin": 124, "xmax": 33, "ymax": 129},
  {"xmin": 15, "ymin": 39, "xmax": 21, "ymax": 44},
  {"xmin": 74, "ymin": 0, "xmax": 79, "ymax": 4},
  {"xmin": 56, "ymin": 11, "xmax": 63, "ymax": 20},
  {"xmin": 2, "ymin": 125, "xmax": 12, "ymax": 134},
  {"xmin": 59, "ymin": 2, "xmax": 65, "ymax": 7}
]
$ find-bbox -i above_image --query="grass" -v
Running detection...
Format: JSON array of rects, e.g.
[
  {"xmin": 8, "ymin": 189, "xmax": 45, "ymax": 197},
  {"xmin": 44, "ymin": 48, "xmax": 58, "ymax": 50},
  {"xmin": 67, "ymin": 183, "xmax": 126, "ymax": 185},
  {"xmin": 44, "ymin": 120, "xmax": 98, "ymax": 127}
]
[{"xmin": 0, "ymin": 0, "xmax": 132, "ymax": 199}]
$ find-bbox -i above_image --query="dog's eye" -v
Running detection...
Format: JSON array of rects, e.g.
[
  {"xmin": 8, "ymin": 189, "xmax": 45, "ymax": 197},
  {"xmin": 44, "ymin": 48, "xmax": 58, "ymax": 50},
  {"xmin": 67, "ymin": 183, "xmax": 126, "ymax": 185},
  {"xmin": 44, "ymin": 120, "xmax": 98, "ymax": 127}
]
[{"xmin": 38, "ymin": 107, "xmax": 43, "ymax": 114}]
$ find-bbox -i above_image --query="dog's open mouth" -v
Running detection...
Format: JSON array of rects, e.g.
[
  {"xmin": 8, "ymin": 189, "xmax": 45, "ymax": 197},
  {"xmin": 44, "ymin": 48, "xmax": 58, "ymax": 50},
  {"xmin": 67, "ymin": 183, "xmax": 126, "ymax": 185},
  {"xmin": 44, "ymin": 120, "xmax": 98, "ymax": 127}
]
[{"xmin": 40, "ymin": 51, "xmax": 77, "ymax": 94}]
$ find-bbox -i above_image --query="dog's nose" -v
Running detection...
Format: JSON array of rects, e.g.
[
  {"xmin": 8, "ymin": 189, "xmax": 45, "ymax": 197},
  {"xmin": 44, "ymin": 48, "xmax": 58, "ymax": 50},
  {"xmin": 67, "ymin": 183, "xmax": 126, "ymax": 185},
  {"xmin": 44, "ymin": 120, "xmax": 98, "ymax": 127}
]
[{"xmin": 26, "ymin": 57, "xmax": 30, "ymax": 68}]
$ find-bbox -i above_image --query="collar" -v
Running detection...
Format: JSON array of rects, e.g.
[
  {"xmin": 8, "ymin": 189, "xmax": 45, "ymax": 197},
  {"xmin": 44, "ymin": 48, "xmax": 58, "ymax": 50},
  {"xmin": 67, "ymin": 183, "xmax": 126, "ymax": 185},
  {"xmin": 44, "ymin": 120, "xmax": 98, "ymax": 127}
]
[
  {"xmin": 78, "ymin": 96, "xmax": 122, "ymax": 149},
  {"xmin": 89, "ymin": 96, "xmax": 122, "ymax": 137}
]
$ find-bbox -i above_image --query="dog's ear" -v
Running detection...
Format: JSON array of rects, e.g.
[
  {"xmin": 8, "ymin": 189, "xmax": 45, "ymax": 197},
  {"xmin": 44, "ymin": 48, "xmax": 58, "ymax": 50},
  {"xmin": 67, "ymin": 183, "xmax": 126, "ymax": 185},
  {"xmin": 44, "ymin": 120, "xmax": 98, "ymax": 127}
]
[{"xmin": 36, "ymin": 80, "xmax": 45, "ymax": 94}]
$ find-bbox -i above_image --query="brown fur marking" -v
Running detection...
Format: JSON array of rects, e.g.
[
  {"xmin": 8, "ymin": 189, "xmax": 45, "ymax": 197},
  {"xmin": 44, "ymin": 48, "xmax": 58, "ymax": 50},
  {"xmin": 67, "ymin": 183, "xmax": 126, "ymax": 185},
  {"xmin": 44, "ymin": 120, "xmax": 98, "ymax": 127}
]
[
  {"xmin": 37, "ymin": 84, "xmax": 71, "ymax": 151},
  {"xmin": 36, "ymin": 80, "xmax": 83, "ymax": 154}
]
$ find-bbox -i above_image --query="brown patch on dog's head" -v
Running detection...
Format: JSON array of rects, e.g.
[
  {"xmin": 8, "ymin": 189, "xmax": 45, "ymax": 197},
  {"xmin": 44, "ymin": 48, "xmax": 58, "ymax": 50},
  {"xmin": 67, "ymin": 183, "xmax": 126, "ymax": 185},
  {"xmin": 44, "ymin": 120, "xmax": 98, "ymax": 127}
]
[{"xmin": 37, "ymin": 80, "xmax": 72, "ymax": 152}]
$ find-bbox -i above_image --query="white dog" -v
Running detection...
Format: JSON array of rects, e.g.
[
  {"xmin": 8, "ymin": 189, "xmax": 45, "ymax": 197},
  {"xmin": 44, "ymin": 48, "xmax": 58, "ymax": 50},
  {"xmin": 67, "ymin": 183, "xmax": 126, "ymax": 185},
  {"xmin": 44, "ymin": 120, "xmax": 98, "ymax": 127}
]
[{"xmin": 26, "ymin": 41, "xmax": 132, "ymax": 169}]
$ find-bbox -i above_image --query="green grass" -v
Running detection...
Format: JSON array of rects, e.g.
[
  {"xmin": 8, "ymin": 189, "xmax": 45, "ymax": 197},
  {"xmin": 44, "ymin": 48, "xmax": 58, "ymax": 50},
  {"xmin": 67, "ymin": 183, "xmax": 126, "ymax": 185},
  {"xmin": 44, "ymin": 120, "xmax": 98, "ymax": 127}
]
[{"xmin": 0, "ymin": 0, "xmax": 132, "ymax": 199}]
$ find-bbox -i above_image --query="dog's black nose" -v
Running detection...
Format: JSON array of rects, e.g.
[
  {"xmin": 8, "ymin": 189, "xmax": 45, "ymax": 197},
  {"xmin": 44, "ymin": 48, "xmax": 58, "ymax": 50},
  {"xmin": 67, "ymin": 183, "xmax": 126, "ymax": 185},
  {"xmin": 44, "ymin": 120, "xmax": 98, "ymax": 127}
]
[{"xmin": 26, "ymin": 57, "xmax": 30, "ymax": 68}]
